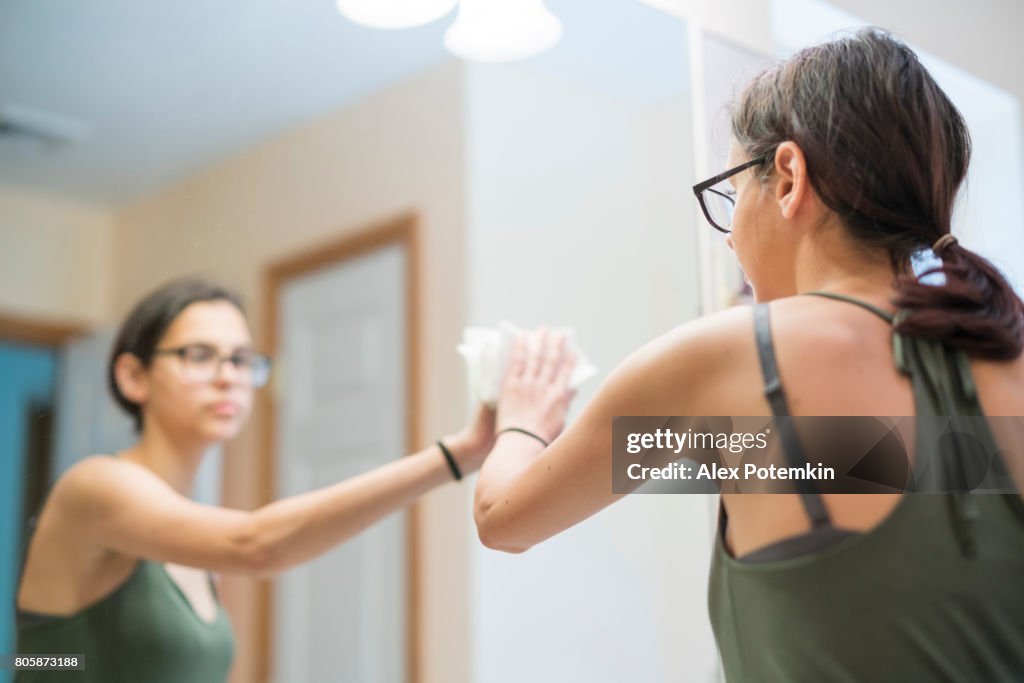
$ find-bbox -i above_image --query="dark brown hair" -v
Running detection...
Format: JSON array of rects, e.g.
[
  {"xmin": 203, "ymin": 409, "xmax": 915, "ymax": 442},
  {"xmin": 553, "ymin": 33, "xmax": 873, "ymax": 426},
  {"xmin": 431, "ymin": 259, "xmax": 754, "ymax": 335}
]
[
  {"xmin": 732, "ymin": 27, "xmax": 1023, "ymax": 360},
  {"xmin": 108, "ymin": 278, "xmax": 246, "ymax": 432}
]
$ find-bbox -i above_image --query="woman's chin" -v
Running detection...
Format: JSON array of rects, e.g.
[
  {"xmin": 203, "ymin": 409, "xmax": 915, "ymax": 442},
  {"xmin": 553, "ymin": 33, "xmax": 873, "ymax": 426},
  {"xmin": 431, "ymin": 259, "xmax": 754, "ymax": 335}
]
[{"xmin": 198, "ymin": 415, "xmax": 245, "ymax": 441}]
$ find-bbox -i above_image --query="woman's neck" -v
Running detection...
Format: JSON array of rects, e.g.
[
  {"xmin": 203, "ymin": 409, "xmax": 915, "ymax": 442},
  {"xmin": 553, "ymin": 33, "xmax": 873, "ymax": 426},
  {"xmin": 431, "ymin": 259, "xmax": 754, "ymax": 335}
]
[
  {"xmin": 791, "ymin": 223, "xmax": 905, "ymax": 303},
  {"xmin": 119, "ymin": 423, "xmax": 210, "ymax": 496}
]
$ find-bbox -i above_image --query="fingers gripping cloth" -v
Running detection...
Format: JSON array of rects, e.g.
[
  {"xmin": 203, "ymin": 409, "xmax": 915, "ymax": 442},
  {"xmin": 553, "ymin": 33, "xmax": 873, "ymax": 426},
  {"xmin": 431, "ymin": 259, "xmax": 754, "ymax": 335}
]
[{"xmin": 457, "ymin": 321, "xmax": 598, "ymax": 407}]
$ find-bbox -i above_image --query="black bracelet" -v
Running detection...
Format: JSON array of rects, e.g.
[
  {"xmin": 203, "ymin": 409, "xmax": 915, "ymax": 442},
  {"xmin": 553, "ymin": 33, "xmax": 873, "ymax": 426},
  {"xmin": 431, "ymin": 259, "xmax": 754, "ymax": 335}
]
[
  {"xmin": 498, "ymin": 427, "xmax": 549, "ymax": 448},
  {"xmin": 436, "ymin": 440, "xmax": 462, "ymax": 481}
]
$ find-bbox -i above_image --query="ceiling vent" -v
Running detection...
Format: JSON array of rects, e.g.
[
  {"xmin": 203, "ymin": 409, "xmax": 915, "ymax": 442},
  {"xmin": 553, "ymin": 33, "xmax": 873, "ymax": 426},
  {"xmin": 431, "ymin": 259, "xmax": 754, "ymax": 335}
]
[{"xmin": 0, "ymin": 103, "xmax": 91, "ymax": 158}]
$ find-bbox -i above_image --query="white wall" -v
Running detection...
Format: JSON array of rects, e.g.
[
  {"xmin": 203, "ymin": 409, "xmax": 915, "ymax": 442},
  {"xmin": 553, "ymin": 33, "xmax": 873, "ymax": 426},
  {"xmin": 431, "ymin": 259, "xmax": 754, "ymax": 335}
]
[
  {"xmin": 825, "ymin": 0, "xmax": 1024, "ymax": 111},
  {"xmin": 638, "ymin": 0, "xmax": 773, "ymax": 55},
  {"xmin": 934, "ymin": 64, "xmax": 1024, "ymax": 293},
  {"xmin": 464, "ymin": 52, "xmax": 720, "ymax": 683},
  {"xmin": 640, "ymin": 0, "xmax": 1024, "ymax": 114},
  {"xmin": 0, "ymin": 187, "xmax": 115, "ymax": 324}
]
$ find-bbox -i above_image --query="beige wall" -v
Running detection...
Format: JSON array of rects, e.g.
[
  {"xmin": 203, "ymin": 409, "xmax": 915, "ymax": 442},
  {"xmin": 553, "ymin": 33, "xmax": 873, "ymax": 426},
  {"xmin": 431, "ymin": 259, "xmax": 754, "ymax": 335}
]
[
  {"xmin": 114, "ymin": 60, "xmax": 471, "ymax": 683},
  {"xmin": 0, "ymin": 187, "xmax": 115, "ymax": 325}
]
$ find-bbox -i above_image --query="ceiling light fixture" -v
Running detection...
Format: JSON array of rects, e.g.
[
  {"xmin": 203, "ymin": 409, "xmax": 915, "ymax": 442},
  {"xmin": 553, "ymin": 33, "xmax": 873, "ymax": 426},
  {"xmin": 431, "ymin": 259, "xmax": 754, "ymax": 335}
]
[
  {"xmin": 444, "ymin": 0, "xmax": 562, "ymax": 63},
  {"xmin": 336, "ymin": 0, "xmax": 458, "ymax": 30}
]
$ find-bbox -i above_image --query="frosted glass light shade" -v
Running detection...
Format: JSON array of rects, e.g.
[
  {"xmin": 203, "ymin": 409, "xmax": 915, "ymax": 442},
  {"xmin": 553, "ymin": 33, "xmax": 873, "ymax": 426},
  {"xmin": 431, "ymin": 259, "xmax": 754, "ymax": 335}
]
[
  {"xmin": 336, "ymin": 0, "xmax": 458, "ymax": 29},
  {"xmin": 444, "ymin": 0, "xmax": 562, "ymax": 63}
]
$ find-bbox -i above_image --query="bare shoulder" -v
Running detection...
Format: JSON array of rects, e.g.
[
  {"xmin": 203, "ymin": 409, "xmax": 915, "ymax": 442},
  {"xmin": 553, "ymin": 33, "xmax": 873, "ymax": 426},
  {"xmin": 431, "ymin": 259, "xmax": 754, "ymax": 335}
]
[
  {"xmin": 656, "ymin": 295, "xmax": 879, "ymax": 363},
  {"xmin": 35, "ymin": 455, "xmax": 168, "ymax": 562},
  {"xmin": 637, "ymin": 304, "xmax": 755, "ymax": 366},
  {"xmin": 24, "ymin": 457, "xmax": 128, "ymax": 562},
  {"xmin": 770, "ymin": 294, "xmax": 1024, "ymax": 419},
  {"xmin": 19, "ymin": 456, "xmax": 148, "ymax": 612},
  {"xmin": 50, "ymin": 454, "xmax": 165, "ymax": 517},
  {"xmin": 758, "ymin": 294, "xmax": 899, "ymax": 370},
  {"xmin": 598, "ymin": 305, "xmax": 755, "ymax": 415},
  {"xmin": 54, "ymin": 454, "xmax": 126, "ymax": 495},
  {"xmin": 768, "ymin": 292, "xmax": 1024, "ymax": 384},
  {"xmin": 766, "ymin": 293, "xmax": 892, "ymax": 336},
  {"xmin": 618, "ymin": 305, "xmax": 749, "ymax": 376},
  {"xmin": 630, "ymin": 296, "xmax": 903, "ymax": 416}
]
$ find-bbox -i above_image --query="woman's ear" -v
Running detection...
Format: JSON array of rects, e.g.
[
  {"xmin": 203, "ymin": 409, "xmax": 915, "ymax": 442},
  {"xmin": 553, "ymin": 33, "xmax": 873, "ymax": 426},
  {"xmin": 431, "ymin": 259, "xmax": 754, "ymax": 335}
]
[
  {"xmin": 773, "ymin": 141, "xmax": 809, "ymax": 220},
  {"xmin": 113, "ymin": 352, "xmax": 149, "ymax": 406}
]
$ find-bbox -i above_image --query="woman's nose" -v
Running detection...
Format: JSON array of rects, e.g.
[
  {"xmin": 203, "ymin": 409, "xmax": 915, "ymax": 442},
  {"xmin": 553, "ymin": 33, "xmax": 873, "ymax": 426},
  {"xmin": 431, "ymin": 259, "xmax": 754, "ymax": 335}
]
[
  {"xmin": 213, "ymin": 358, "xmax": 241, "ymax": 385},
  {"xmin": 726, "ymin": 235, "xmax": 735, "ymax": 251}
]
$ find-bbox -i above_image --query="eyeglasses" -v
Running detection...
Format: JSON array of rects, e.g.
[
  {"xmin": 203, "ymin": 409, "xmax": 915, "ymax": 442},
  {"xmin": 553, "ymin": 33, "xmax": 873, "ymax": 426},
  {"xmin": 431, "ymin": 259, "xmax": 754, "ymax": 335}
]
[
  {"xmin": 692, "ymin": 154, "xmax": 770, "ymax": 234},
  {"xmin": 153, "ymin": 344, "xmax": 272, "ymax": 388}
]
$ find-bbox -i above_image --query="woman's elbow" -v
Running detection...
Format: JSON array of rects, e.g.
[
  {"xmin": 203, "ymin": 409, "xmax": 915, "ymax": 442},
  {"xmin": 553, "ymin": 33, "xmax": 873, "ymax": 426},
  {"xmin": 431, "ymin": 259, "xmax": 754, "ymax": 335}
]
[
  {"xmin": 474, "ymin": 503, "xmax": 531, "ymax": 554},
  {"xmin": 245, "ymin": 549, "xmax": 283, "ymax": 579},
  {"xmin": 233, "ymin": 515, "xmax": 287, "ymax": 578}
]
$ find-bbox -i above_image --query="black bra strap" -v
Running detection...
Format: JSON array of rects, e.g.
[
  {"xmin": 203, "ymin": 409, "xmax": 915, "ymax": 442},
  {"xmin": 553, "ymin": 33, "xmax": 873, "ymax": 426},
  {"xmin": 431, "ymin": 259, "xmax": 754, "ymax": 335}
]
[
  {"xmin": 754, "ymin": 304, "xmax": 791, "ymax": 417},
  {"xmin": 753, "ymin": 303, "xmax": 831, "ymax": 528},
  {"xmin": 802, "ymin": 290, "xmax": 895, "ymax": 323}
]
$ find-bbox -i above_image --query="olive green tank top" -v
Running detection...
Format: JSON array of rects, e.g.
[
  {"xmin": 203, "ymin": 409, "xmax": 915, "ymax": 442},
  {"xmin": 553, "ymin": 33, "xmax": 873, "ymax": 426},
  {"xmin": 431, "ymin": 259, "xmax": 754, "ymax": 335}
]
[
  {"xmin": 708, "ymin": 291, "xmax": 1024, "ymax": 682},
  {"xmin": 14, "ymin": 521, "xmax": 235, "ymax": 682}
]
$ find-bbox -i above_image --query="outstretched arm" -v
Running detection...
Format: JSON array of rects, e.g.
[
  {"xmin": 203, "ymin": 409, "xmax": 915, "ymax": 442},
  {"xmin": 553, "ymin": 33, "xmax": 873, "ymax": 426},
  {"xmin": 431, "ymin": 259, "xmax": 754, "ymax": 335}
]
[
  {"xmin": 55, "ymin": 405, "xmax": 496, "ymax": 578},
  {"xmin": 474, "ymin": 316, "xmax": 733, "ymax": 553}
]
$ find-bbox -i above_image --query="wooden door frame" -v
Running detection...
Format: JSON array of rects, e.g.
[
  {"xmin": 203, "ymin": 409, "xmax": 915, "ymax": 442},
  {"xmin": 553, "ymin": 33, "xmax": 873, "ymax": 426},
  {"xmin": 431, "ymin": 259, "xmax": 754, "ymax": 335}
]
[
  {"xmin": 0, "ymin": 315, "xmax": 86, "ymax": 346},
  {"xmin": 257, "ymin": 211, "xmax": 422, "ymax": 683}
]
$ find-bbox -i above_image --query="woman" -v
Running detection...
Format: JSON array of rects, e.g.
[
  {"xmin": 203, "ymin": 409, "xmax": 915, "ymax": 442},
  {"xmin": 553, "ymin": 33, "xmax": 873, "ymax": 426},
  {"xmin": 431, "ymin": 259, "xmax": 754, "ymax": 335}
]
[
  {"xmin": 14, "ymin": 278, "xmax": 507, "ymax": 682},
  {"xmin": 476, "ymin": 28, "xmax": 1024, "ymax": 681}
]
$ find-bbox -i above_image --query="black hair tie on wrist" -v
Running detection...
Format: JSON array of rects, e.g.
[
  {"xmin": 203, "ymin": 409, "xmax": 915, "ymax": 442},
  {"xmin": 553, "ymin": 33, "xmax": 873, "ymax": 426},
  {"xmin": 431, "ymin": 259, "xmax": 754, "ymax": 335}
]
[
  {"xmin": 436, "ymin": 440, "xmax": 462, "ymax": 481},
  {"xmin": 498, "ymin": 427, "xmax": 550, "ymax": 448}
]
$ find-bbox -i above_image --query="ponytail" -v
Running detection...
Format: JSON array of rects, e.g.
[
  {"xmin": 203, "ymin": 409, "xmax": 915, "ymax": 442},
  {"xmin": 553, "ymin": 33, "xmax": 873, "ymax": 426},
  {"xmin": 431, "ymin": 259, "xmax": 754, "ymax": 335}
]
[{"xmin": 892, "ymin": 236, "xmax": 1024, "ymax": 360}]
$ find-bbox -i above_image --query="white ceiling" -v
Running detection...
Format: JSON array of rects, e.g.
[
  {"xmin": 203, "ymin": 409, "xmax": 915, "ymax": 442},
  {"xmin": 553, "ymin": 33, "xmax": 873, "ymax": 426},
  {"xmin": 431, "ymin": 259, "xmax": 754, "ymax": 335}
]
[
  {"xmin": 0, "ymin": 0, "xmax": 453, "ymax": 206},
  {"xmin": 0, "ymin": 0, "xmax": 688, "ymax": 207}
]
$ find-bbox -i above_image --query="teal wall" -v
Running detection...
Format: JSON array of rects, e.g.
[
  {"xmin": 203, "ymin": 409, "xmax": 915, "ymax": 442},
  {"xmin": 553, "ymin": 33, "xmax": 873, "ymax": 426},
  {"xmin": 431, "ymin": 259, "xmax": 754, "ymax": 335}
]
[{"xmin": 1, "ymin": 344, "xmax": 57, "ymax": 682}]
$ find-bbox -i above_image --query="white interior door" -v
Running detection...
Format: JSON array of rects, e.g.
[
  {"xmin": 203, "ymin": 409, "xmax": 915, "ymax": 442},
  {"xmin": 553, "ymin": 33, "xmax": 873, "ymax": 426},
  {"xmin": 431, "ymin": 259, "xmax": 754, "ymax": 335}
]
[{"xmin": 273, "ymin": 243, "xmax": 408, "ymax": 683}]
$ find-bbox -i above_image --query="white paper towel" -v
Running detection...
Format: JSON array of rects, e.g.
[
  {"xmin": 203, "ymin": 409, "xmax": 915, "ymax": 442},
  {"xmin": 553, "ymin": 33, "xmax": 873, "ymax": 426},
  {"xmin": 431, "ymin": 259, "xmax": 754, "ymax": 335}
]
[{"xmin": 457, "ymin": 321, "xmax": 598, "ymax": 407}]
